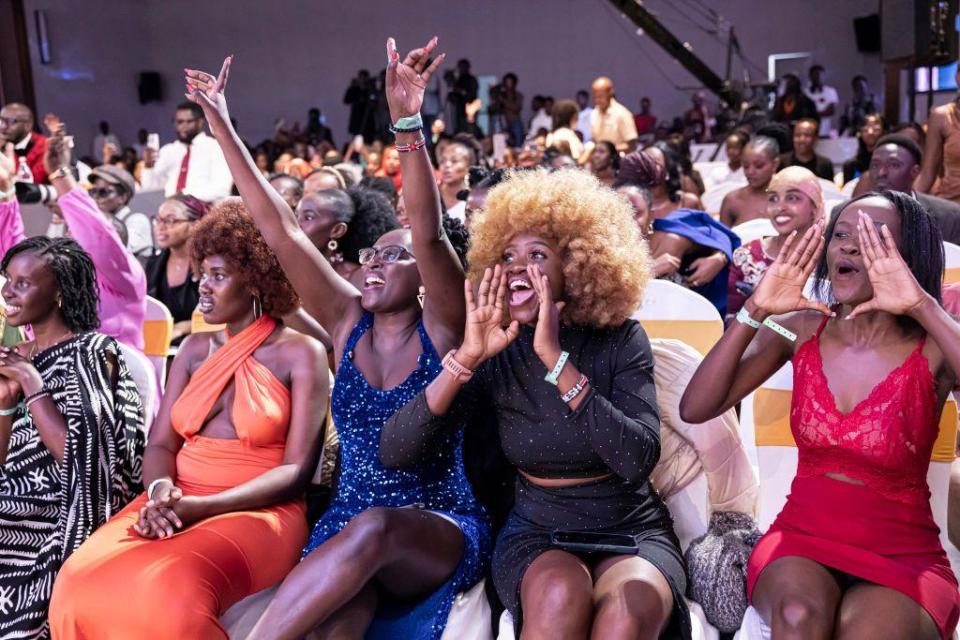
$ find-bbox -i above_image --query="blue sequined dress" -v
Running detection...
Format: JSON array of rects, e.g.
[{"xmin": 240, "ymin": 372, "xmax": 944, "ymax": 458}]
[{"xmin": 304, "ymin": 313, "xmax": 492, "ymax": 640}]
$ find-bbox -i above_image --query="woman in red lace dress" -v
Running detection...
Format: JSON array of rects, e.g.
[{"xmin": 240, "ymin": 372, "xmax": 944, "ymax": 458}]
[{"xmin": 681, "ymin": 190, "xmax": 960, "ymax": 639}]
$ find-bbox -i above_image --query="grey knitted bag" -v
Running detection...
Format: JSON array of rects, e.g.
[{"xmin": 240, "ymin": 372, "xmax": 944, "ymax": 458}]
[{"xmin": 684, "ymin": 510, "xmax": 763, "ymax": 634}]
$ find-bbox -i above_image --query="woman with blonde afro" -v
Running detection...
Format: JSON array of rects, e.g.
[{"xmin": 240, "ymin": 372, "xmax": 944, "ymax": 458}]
[{"xmin": 385, "ymin": 167, "xmax": 692, "ymax": 639}]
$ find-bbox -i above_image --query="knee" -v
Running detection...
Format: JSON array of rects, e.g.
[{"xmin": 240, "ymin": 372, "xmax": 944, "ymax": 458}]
[
  {"xmin": 523, "ymin": 570, "xmax": 593, "ymax": 625},
  {"xmin": 343, "ymin": 507, "xmax": 395, "ymax": 553},
  {"xmin": 594, "ymin": 591, "xmax": 670, "ymax": 638},
  {"xmin": 775, "ymin": 594, "xmax": 831, "ymax": 632}
]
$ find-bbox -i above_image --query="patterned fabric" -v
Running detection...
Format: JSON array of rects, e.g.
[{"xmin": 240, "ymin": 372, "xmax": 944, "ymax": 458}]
[
  {"xmin": 306, "ymin": 313, "xmax": 491, "ymax": 640},
  {"xmin": 726, "ymin": 238, "xmax": 775, "ymax": 317},
  {"xmin": 792, "ymin": 319, "xmax": 938, "ymax": 505},
  {"xmin": 0, "ymin": 333, "xmax": 145, "ymax": 639}
]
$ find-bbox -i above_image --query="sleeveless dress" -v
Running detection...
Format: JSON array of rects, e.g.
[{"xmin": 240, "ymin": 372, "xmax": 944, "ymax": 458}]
[
  {"xmin": 50, "ymin": 316, "xmax": 309, "ymax": 640},
  {"xmin": 747, "ymin": 319, "xmax": 960, "ymax": 639},
  {"xmin": 305, "ymin": 312, "xmax": 491, "ymax": 640}
]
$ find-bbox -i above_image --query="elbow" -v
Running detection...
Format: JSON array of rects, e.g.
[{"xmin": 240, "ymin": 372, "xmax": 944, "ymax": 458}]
[
  {"xmin": 679, "ymin": 391, "xmax": 712, "ymax": 425},
  {"xmin": 620, "ymin": 440, "xmax": 661, "ymax": 484}
]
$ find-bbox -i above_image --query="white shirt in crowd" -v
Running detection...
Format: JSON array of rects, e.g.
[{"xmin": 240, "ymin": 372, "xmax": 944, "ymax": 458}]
[
  {"xmin": 805, "ymin": 83, "xmax": 839, "ymax": 137},
  {"xmin": 577, "ymin": 107, "xmax": 593, "ymax": 143},
  {"xmin": 92, "ymin": 132, "xmax": 120, "ymax": 163},
  {"xmin": 140, "ymin": 132, "xmax": 233, "ymax": 200},
  {"xmin": 115, "ymin": 206, "xmax": 154, "ymax": 258},
  {"xmin": 528, "ymin": 109, "xmax": 553, "ymax": 139}
]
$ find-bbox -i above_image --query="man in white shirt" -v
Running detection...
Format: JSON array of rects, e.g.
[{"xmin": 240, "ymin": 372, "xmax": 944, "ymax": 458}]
[
  {"xmin": 575, "ymin": 90, "xmax": 593, "ymax": 143},
  {"xmin": 140, "ymin": 101, "xmax": 233, "ymax": 200},
  {"xmin": 590, "ymin": 77, "xmax": 638, "ymax": 152},
  {"xmin": 804, "ymin": 65, "xmax": 839, "ymax": 138},
  {"xmin": 92, "ymin": 120, "xmax": 120, "ymax": 163}
]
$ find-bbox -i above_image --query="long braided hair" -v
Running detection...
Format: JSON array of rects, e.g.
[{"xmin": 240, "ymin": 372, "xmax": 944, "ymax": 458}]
[{"xmin": 1, "ymin": 237, "xmax": 100, "ymax": 332}]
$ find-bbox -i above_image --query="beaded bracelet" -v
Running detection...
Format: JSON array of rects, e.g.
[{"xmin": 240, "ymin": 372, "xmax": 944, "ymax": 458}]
[
  {"xmin": 24, "ymin": 390, "xmax": 48, "ymax": 409},
  {"xmin": 396, "ymin": 138, "xmax": 427, "ymax": 153},
  {"xmin": 561, "ymin": 374, "xmax": 589, "ymax": 403}
]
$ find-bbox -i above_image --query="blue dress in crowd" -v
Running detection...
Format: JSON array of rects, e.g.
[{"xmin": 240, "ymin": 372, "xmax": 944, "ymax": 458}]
[{"xmin": 304, "ymin": 312, "xmax": 492, "ymax": 640}]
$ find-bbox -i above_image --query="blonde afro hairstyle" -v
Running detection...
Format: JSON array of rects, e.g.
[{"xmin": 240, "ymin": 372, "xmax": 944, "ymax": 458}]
[{"xmin": 468, "ymin": 168, "xmax": 650, "ymax": 327}]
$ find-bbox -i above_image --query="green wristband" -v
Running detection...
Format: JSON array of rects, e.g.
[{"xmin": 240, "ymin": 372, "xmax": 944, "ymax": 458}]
[
  {"xmin": 762, "ymin": 317, "xmax": 797, "ymax": 342},
  {"xmin": 545, "ymin": 351, "xmax": 569, "ymax": 386},
  {"xmin": 391, "ymin": 113, "xmax": 423, "ymax": 133}
]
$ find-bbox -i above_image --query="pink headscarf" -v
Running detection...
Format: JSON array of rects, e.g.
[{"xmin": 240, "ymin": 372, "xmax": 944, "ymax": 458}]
[{"xmin": 768, "ymin": 166, "xmax": 824, "ymax": 220}]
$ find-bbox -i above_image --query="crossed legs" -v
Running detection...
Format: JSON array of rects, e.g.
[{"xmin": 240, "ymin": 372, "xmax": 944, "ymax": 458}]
[{"xmin": 246, "ymin": 507, "xmax": 464, "ymax": 640}]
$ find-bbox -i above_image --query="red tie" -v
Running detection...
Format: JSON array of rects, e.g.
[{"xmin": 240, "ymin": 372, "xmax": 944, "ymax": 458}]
[{"xmin": 175, "ymin": 143, "xmax": 191, "ymax": 193}]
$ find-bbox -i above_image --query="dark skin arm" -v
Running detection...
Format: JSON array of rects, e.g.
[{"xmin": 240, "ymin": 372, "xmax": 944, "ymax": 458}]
[
  {"xmin": 719, "ymin": 191, "xmax": 738, "ymax": 228},
  {"xmin": 0, "ymin": 345, "xmax": 69, "ymax": 463},
  {"xmin": 138, "ymin": 331, "xmax": 328, "ymax": 538},
  {"xmin": 386, "ymin": 37, "xmax": 466, "ymax": 353},
  {"xmin": 680, "ymin": 222, "xmax": 833, "ymax": 422},
  {"xmin": 915, "ymin": 106, "xmax": 947, "ymax": 194},
  {"xmin": 184, "ymin": 58, "xmax": 362, "ymax": 351}
]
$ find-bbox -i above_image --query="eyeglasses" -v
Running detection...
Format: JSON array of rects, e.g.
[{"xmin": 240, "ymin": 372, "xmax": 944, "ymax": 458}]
[
  {"xmin": 152, "ymin": 216, "xmax": 191, "ymax": 228},
  {"xmin": 88, "ymin": 187, "xmax": 118, "ymax": 198},
  {"xmin": 357, "ymin": 245, "xmax": 415, "ymax": 265},
  {"xmin": 0, "ymin": 117, "xmax": 25, "ymax": 127}
]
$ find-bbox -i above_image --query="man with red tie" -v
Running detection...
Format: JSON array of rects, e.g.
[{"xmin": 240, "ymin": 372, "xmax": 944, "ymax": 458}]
[
  {"xmin": 140, "ymin": 101, "xmax": 232, "ymax": 200},
  {"xmin": 0, "ymin": 103, "xmax": 49, "ymax": 184}
]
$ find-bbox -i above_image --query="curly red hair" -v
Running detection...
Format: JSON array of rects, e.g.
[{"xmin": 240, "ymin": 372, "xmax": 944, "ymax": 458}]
[{"xmin": 190, "ymin": 198, "xmax": 300, "ymax": 317}]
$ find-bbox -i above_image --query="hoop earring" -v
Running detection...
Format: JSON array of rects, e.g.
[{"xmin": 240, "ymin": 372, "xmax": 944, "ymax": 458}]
[
  {"xmin": 327, "ymin": 239, "xmax": 344, "ymax": 264},
  {"xmin": 56, "ymin": 296, "xmax": 62, "ymax": 308},
  {"xmin": 417, "ymin": 286, "xmax": 425, "ymax": 309},
  {"xmin": 252, "ymin": 295, "xmax": 263, "ymax": 320}
]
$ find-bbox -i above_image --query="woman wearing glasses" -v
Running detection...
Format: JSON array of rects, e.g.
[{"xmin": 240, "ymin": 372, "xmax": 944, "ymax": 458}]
[
  {"xmin": 185, "ymin": 42, "xmax": 489, "ymax": 640},
  {"xmin": 144, "ymin": 194, "xmax": 210, "ymax": 344}
]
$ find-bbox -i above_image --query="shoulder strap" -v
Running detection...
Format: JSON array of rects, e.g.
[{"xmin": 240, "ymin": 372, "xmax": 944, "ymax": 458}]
[{"xmin": 344, "ymin": 312, "xmax": 373, "ymax": 353}]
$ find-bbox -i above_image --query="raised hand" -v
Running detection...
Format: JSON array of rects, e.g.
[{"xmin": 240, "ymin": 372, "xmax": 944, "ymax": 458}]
[
  {"xmin": 528, "ymin": 263, "xmax": 566, "ymax": 366},
  {"xmin": 385, "ymin": 36, "xmax": 445, "ymax": 122},
  {"xmin": 751, "ymin": 220, "xmax": 833, "ymax": 316},
  {"xmin": 43, "ymin": 126, "xmax": 72, "ymax": 176},
  {"xmin": 184, "ymin": 56, "xmax": 233, "ymax": 136},
  {"xmin": 846, "ymin": 211, "xmax": 929, "ymax": 320},
  {"xmin": 456, "ymin": 265, "xmax": 520, "ymax": 369}
]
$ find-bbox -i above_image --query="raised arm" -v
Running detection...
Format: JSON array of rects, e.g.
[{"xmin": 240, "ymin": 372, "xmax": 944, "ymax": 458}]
[
  {"xmin": 0, "ymin": 145, "xmax": 26, "ymax": 256},
  {"xmin": 45, "ymin": 128, "xmax": 146, "ymax": 303},
  {"xmin": 680, "ymin": 222, "xmax": 833, "ymax": 423},
  {"xmin": 385, "ymin": 37, "xmax": 466, "ymax": 350},
  {"xmin": 915, "ymin": 108, "xmax": 946, "ymax": 194},
  {"xmin": 184, "ymin": 58, "xmax": 361, "ymax": 337}
]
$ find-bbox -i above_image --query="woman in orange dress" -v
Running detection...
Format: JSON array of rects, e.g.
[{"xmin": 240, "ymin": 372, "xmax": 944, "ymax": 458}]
[
  {"xmin": 916, "ymin": 71, "xmax": 960, "ymax": 203},
  {"xmin": 48, "ymin": 200, "xmax": 329, "ymax": 639}
]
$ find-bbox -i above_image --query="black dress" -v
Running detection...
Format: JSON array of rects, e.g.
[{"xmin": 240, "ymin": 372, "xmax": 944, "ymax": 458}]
[
  {"xmin": 144, "ymin": 250, "xmax": 199, "ymax": 325},
  {"xmin": 383, "ymin": 321, "xmax": 690, "ymax": 638}
]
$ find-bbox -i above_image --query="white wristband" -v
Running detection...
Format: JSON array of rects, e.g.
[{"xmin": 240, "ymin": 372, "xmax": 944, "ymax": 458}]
[{"xmin": 147, "ymin": 478, "xmax": 172, "ymax": 500}]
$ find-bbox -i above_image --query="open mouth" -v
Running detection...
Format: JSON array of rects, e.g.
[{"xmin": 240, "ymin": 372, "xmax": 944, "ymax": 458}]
[
  {"xmin": 508, "ymin": 277, "xmax": 536, "ymax": 307},
  {"xmin": 773, "ymin": 215, "xmax": 793, "ymax": 226},
  {"xmin": 5, "ymin": 303, "xmax": 21, "ymax": 316},
  {"xmin": 198, "ymin": 296, "xmax": 214, "ymax": 313},
  {"xmin": 834, "ymin": 261, "xmax": 860, "ymax": 279},
  {"xmin": 364, "ymin": 275, "xmax": 385, "ymax": 289}
]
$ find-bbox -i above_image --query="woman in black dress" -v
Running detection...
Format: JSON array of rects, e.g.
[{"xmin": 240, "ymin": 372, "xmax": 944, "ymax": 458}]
[{"xmin": 384, "ymin": 168, "xmax": 690, "ymax": 639}]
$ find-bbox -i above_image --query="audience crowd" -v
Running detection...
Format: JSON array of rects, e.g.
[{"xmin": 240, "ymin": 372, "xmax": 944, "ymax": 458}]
[{"xmin": 0, "ymin": 33, "xmax": 959, "ymax": 640}]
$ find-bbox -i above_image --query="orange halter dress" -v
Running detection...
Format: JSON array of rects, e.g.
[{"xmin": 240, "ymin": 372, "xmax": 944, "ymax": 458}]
[{"xmin": 49, "ymin": 316, "xmax": 308, "ymax": 640}]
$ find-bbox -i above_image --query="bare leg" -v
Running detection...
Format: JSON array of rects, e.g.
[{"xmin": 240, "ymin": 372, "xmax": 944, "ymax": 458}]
[
  {"xmin": 519, "ymin": 550, "xmax": 593, "ymax": 640},
  {"xmin": 309, "ymin": 583, "xmax": 378, "ymax": 640},
  {"xmin": 751, "ymin": 556, "xmax": 842, "ymax": 640},
  {"xmin": 835, "ymin": 582, "xmax": 939, "ymax": 640},
  {"xmin": 246, "ymin": 507, "xmax": 463, "ymax": 640},
  {"xmin": 590, "ymin": 555, "xmax": 674, "ymax": 640}
]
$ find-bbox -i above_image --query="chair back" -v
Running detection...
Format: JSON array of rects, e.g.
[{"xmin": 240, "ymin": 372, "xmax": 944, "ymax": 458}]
[
  {"xmin": 944, "ymin": 242, "xmax": 960, "ymax": 285},
  {"xmin": 731, "ymin": 218, "xmax": 776, "ymax": 245},
  {"xmin": 142, "ymin": 296, "xmax": 173, "ymax": 388},
  {"xmin": 191, "ymin": 308, "xmax": 226, "ymax": 334},
  {"xmin": 632, "ymin": 279, "xmax": 724, "ymax": 356}
]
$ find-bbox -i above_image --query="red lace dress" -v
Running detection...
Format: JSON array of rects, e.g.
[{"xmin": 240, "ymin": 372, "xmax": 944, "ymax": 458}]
[{"xmin": 747, "ymin": 319, "xmax": 960, "ymax": 638}]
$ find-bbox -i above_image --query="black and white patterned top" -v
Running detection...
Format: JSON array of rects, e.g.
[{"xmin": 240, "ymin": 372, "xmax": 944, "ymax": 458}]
[{"xmin": 0, "ymin": 332, "xmax": 145, "ymax": 639}]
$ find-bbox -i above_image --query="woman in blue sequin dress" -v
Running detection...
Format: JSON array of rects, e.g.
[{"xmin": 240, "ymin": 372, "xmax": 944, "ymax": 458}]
[{"xmin": 185, "ymin": 41, "xmax": 491, "ymax": 640}]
